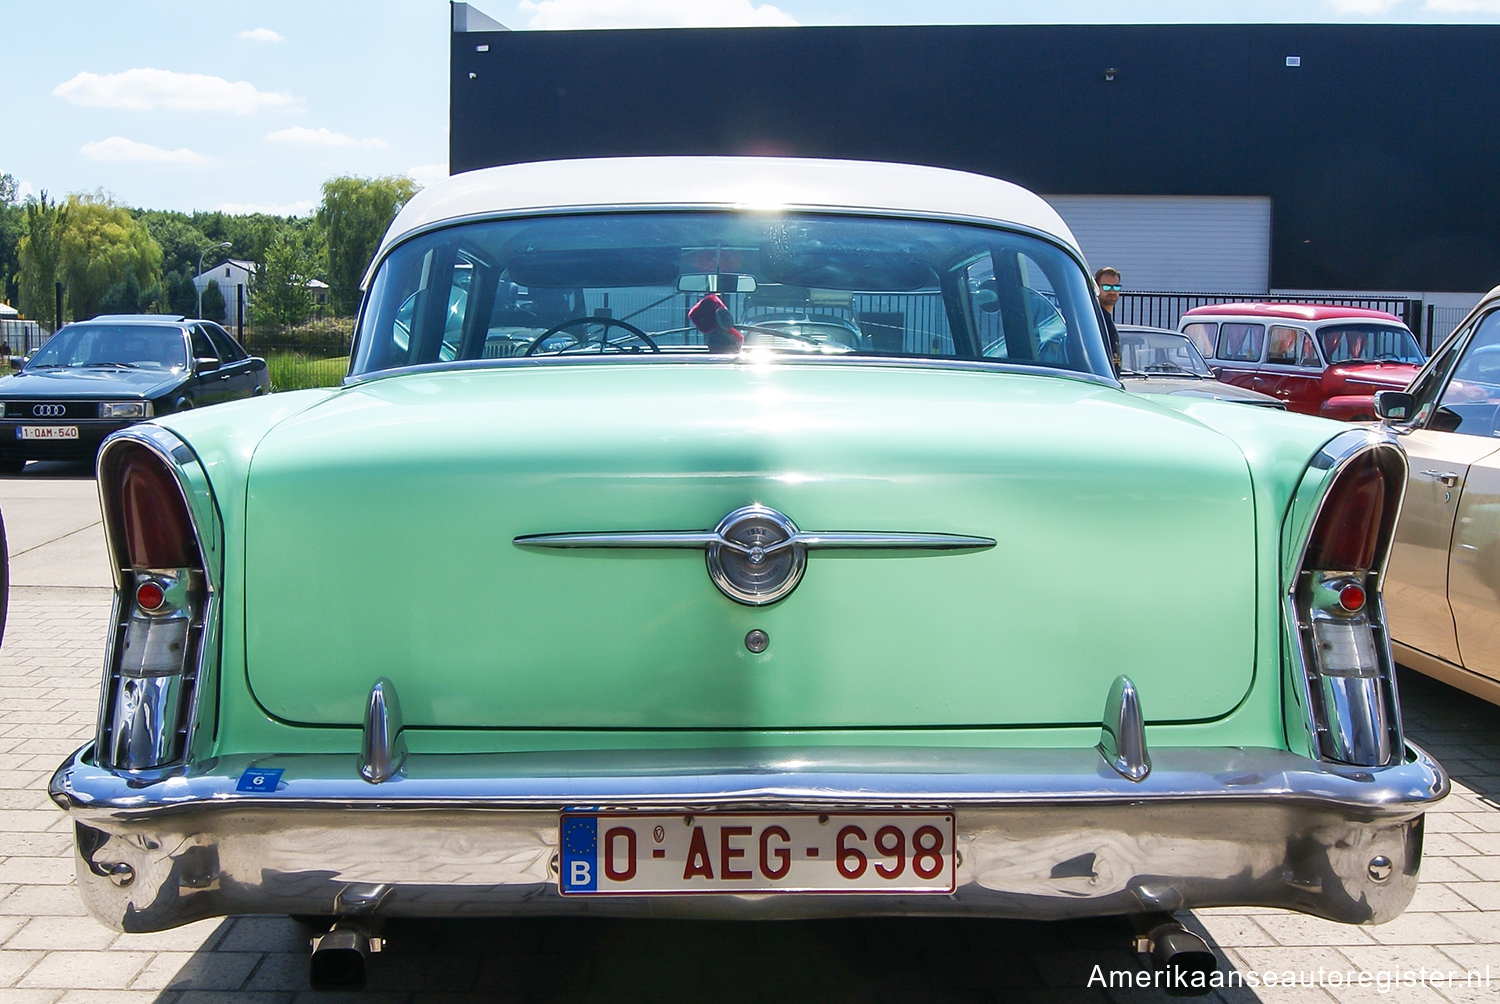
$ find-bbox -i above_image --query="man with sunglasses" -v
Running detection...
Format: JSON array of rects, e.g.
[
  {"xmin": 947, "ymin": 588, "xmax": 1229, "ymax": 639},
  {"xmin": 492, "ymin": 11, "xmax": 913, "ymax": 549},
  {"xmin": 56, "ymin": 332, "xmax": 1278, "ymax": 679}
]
[{"xmin": 1095, "ymin": 266, "xmax": 1124, "ymax": 376}]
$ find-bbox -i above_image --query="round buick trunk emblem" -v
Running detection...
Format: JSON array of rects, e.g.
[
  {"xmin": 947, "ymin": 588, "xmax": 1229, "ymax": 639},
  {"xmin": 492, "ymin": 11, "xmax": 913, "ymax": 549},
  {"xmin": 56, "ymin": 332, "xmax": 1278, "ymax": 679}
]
[{"xmin": 706, "ymin": 506, "xmax": 807, "ymax": 606}]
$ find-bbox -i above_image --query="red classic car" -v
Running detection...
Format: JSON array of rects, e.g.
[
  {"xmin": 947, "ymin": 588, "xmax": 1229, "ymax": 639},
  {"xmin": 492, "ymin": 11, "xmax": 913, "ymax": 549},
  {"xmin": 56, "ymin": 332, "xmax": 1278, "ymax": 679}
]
[{"xmin": 1178, "ymin": 303, "xmax": 1424, "ymax": 421}]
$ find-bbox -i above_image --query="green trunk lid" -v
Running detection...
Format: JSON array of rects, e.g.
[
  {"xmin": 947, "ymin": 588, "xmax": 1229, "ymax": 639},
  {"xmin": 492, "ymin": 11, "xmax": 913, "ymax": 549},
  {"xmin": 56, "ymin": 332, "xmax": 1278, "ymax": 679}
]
[{"xmin": 243, "ymin": 363, "xmax": 1257, "ymax": 729}]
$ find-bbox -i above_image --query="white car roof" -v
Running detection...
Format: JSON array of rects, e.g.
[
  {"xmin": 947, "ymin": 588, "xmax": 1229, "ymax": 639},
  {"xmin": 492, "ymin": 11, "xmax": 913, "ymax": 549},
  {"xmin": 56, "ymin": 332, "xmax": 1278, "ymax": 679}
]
[{"xmin": 369, "ymin": 157, "xmax": 1080, "ymax": 286}]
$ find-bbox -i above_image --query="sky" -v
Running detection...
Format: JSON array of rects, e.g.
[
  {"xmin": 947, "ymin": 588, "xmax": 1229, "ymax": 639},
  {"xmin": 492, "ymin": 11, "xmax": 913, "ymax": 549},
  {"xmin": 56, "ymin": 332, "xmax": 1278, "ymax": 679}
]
[{"xmin": 2, "ymin": 0, "xmax": 1497, "ymax": 216}]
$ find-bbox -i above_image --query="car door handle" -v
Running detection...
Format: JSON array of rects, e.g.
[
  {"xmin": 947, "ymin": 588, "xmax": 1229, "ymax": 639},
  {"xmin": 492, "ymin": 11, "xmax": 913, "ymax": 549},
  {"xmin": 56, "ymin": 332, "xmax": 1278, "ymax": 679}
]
[{"xmin": 1422, "ymin": 470, "xmax": 1460, "ymax": 487}]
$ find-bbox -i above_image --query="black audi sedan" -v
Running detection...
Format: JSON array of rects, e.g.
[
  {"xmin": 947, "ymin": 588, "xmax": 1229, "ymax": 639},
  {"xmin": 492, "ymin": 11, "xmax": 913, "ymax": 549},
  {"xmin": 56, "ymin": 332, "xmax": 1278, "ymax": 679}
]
[{"xmin": 0, "ymin": 315, "xmax": 269, "ymax": 472}]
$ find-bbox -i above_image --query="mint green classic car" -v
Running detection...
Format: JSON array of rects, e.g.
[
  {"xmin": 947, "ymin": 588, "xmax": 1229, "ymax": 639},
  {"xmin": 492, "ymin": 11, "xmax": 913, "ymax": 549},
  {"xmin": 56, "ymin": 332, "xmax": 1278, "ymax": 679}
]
[{"xmin": 51, "ymin": 158, "xmax": 1445, "ymax": 988}]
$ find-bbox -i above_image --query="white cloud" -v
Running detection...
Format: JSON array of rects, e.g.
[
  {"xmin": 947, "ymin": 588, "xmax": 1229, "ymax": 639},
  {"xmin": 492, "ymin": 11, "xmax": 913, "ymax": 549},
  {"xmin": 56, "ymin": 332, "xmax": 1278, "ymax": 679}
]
[
  {"xmin": 265, "ymin": 126, "xmax": 387, "ymax": 149},
  {"xmin": 1325, "ymin": 0, "xmax": 1401, "ymax": 10},
  {"xmin": 214, "ymin": 200, "xmax": 317, "ymax": 216},
  {"xmin": 237, "ymin": 27, "xmax": 285, "ymax": 42},
  {"xmin": 54, "ymin": 68, "xmax": 299, "ymax": 114},
  {"xmin": 1424, "ymin": 0, "xmax": 1500, "ymax": 9},
  {"xmin": 406, "ymin": 163, "xmax": 448, "ymax": 188},
  {"xmin": 80, "ymin": 136, "xmax": 209, "ymax": 165},
  {"xmin": 517, "ymin": 0, "xmax": 798, "ymax": 29},
  {"xmin": 17, "ymin": 181, "xmax": 36, "ymax": 201}
]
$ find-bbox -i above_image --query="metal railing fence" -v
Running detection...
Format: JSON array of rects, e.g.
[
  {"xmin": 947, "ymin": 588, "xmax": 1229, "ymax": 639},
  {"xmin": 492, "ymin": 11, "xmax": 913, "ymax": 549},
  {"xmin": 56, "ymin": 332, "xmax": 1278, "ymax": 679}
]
[
  {"xmin": 1423, "ymin": 305, "xmax": 1474, "ymax": 353},
  {"xmin": 0, "ymin": 319, "xmax": 49, "ymax": 357},
  {"xmin": 240, "ymin": 314, "xmax": 354, "ymax": 392}
]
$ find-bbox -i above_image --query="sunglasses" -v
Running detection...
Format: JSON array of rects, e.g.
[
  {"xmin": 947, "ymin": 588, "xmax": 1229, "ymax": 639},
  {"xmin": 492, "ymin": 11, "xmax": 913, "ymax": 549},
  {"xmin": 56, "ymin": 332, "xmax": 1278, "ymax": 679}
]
[{"xmin": 1099, "ymin": 284, "xmax": 1122, "ymax": 292}]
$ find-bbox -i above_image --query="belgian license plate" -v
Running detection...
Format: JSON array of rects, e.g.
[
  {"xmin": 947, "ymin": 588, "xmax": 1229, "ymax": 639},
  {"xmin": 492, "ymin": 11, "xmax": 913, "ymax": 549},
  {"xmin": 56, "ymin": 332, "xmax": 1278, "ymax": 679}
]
[
  {"xmin": 18, "ymin": 426, "xmax": 78, "ymax": 440},
  {"xmin": 559, "ymin": 811, "xmax": 956, "ymax": 895}
]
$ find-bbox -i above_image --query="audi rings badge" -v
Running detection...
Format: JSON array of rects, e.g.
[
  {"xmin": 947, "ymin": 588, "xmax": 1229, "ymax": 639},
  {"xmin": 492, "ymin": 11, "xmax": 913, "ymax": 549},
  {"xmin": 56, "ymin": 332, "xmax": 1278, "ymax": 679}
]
[{"xmin": 32, "ymin": 404, "xmax": 67, "ymax": 418}]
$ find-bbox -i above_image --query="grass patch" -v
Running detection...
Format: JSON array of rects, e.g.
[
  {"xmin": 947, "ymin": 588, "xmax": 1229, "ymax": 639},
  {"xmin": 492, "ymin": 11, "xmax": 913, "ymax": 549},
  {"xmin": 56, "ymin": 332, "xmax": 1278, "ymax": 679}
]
[{"xmin": 266, "ymin": 353, "xmax": 349, "ymax": 391}]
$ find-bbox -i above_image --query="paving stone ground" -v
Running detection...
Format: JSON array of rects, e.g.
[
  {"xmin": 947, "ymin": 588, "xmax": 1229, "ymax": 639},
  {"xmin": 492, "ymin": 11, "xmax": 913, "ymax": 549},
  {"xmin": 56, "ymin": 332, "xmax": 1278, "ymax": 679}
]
[{"xmin": 0, "ymin": 471, "xmax": 1496, "ymax": 1003}]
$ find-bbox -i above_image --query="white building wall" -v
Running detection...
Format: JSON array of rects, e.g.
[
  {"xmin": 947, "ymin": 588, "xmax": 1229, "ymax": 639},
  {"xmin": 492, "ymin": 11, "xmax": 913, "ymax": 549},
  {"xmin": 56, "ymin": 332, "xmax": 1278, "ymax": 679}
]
[
  {"xmin": 193, "ymin": 262, "xmax": 254, "ymax": 323},
  {"xmin": 1044, "ymin": 195, "xmax": 1272, "ymax": 294}
]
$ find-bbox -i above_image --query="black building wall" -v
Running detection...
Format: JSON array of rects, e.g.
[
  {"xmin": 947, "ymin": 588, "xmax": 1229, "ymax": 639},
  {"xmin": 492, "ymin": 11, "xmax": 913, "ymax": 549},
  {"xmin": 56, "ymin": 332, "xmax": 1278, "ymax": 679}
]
[{"xmin": 452, "ymin": 23, "xmax": 1500, "ymax": 292}]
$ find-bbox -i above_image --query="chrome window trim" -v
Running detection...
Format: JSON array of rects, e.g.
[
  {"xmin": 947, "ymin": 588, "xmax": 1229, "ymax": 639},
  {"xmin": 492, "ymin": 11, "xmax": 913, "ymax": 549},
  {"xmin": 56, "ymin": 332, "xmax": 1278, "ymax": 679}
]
[
  {"xmin": 1281, "ymin": 427, "xmax": 1409, "ymax": 765},
  {"xmin": 348, "ymin": 204, "xmax": 1115, "ymax": 386},
  {"xmin": 361, "ymin": 203, "xmax": 1094, "ymax": 290},
  {"xmin": 340, "ymin": 352, "xmax": 1124, "ymax": 391}
]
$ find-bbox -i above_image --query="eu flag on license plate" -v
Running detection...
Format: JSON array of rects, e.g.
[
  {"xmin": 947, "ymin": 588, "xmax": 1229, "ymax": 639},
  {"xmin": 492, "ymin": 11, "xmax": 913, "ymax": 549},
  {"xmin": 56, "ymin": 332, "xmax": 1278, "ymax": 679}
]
[{"xmin": 559, "ymin": 815, "xmax": 597, "ymax": 893}]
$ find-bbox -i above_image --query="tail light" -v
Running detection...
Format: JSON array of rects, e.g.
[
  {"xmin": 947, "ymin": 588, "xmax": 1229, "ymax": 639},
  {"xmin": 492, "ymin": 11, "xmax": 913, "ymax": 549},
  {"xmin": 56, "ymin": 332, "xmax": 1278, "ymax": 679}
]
[
  {"xmin": 1290, "ymin": 439, "xmax": 1406, "ymax": 766},
  {"xmin": 95, "ymin": 439, "xmax": 208, "ymax": 770}
]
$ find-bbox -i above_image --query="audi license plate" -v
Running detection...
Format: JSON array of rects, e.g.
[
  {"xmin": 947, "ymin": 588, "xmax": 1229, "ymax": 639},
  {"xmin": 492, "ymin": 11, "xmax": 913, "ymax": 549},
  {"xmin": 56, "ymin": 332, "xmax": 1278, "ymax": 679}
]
[
  {"xmin": 18, "ymin": 426, "xmax": 78, "ymax": 440},
  {"xmin": 559, "ymin": 811, "xmax": 956, "ymax": 895}
]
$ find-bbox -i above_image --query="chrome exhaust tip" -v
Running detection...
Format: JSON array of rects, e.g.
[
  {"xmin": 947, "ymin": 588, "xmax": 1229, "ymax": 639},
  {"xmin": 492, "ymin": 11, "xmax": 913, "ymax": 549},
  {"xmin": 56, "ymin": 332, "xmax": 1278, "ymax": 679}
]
[
  {"xmin": 309, "ymin": 921, "xmax": 375, "ymax": 991},
  {"xmin": 1149, "ymin": 924, "xmax": 1217, "ymax": 997}
]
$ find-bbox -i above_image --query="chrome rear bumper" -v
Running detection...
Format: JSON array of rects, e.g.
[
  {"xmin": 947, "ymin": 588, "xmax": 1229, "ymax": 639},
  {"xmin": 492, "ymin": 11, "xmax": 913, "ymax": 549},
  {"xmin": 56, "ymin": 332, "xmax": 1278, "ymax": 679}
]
[{"xmin": 50, "ymin": 742, "xmax": 1447, "ymax": 933}]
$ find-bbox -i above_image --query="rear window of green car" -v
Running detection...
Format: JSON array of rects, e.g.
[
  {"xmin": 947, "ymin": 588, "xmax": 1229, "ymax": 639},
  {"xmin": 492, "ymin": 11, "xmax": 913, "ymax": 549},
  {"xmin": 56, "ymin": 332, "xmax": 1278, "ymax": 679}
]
[{"xmin": 351, "ymin": 212, "xmax": 1114, "ymax": 379}]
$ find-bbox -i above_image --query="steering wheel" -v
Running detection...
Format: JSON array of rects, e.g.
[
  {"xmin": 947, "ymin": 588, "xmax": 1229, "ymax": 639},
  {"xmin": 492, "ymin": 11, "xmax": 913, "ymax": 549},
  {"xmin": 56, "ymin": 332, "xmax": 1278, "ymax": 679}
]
[{"xmin": 523, "ymin": 316, "xmax": 659, "ymax": 356}]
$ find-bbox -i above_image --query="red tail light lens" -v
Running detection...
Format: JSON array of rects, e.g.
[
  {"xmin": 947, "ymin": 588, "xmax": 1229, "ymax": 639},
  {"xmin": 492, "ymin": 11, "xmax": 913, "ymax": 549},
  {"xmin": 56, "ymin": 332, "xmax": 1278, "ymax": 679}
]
[
  {"xmin": 134, "ymin": 581, "xmax": 165, "ymax": 611},
  {"xmin": 106, "ymin": 444, "xmax": 200, "ymax": 569},
  {"xmin": 1304, "ymin": 454, "xmax": 1389, "ymax": 572},
  {"xmin": 1338, "ymin": 583, "xmax": 1366, "ymax": 612}
]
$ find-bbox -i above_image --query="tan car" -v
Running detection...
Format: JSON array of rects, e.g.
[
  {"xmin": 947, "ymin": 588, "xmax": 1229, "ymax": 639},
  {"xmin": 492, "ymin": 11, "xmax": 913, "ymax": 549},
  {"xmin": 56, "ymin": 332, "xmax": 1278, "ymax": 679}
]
[{"xmin": 1383, "ymin": 284, "xmax": 1500, "ymax": 705}]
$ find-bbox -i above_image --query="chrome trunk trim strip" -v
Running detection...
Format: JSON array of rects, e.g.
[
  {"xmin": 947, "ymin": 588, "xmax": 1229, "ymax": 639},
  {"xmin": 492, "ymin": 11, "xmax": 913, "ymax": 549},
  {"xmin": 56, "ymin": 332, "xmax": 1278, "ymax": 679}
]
[{"xmin": 516, "ymin": 504, "xmax": 996, "ymax": 606}]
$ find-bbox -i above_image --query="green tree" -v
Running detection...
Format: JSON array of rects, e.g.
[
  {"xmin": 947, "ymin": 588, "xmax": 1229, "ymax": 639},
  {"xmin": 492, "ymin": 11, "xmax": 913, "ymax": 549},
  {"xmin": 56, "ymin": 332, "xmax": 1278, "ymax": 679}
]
[
  {"xmin": 200, "ymin": 278, "xmax": 225, "ymax": 322},
  {"xmin": 17, "ymin": 193, "xmax": 69, "ymax": 329},
  {"xmin": 0, "ymin": 174, "xmax": 21, "ymax": 308},
  {"xmin": 137, "ymin": 211, "xmax": 211, "ymax": 282},
  {"xmin": 162, "ymin": 270, "xmax": 199, "ymax": 317},
  {"xmin": 98, "ymin": 270, "xmax": 153, "ymax": 315},
  {"xmin": 253, "ymin": 234, "xmax": 316, "ymax": 329},
  {"xmin": 317, "ymin": 175, "xmax": 418, "ymax": 314},
  {"xmin": 56, "ymin": 194, "xmax": 162, "ymax": 321}
]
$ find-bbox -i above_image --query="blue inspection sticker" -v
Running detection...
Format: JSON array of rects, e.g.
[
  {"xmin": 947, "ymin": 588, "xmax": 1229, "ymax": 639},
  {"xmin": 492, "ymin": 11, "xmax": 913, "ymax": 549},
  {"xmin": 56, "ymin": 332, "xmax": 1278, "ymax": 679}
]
[
  {"xmin": 236, "ymin": 768, "xmax": 284, "ymax": 793},
  {"xmin": 559, "ymin": 814, "xmax": 598, "ymax": 893}
]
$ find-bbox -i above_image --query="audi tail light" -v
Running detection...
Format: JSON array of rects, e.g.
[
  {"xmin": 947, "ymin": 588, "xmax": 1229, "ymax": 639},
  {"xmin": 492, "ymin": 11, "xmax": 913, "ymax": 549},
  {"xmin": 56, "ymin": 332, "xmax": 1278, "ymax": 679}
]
[
  {"xmin": 95, "ymin": 440, "xmax": 208, "ymax": 770},
  {"xmin": 1291, "ymin": 441, "xmax": 1406, "ymax": 767}
]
